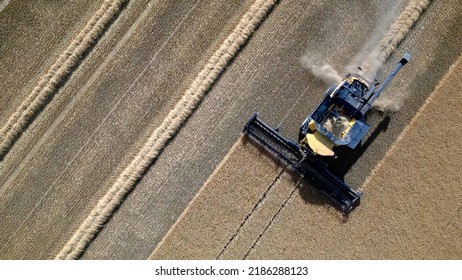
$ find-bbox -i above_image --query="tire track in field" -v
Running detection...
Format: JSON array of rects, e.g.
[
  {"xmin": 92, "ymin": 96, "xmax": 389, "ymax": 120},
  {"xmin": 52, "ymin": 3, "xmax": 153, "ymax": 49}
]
[
  {"xmin": 363, "ymin": 0, "xmax": 431, "ymax": 82},
  {"xmin": 0, "ymin": 0, "xmax": 157, "ymax": 189},
  {"xmin": 0, "ymin": 0, "xmax": 200, "ymax": 255},
  {"xmin": 0, "ymin": 0, "xmax": 127, "ymax": 158},
  {"xmin": 56, "ymin": 0, "xmax": 278, "ymax": 260},
  {"xmin": 149, "ymin": 0, "xmax": 457, "ymax": 260},
  {"xmin": 243, "ymin": 180, "xmax": 301, "ymax": 259},
  {"xmin": 362, "ymin": 55, "xmax": 462, "ymax": 190},
  {"xmin": 219, "ymin": 0, "xmax": 432, "ymax": 258},
  {"xmin": 216, "ymin": 169, "xmax": 284, "ymax": 259}
]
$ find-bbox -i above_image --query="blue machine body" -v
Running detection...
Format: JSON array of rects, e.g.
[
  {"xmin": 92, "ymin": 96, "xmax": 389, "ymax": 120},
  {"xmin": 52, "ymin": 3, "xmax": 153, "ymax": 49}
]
[
  {"xmin": 243, "ymin": 52, "xmax": 410, "ymax": 213},
  {"xmin": 299, "ymin": 53, "xmax": 410, "ymax": 156},
  {"xmin": 301, "ymin": 77, "xmax": 371, "ymax": 150}
]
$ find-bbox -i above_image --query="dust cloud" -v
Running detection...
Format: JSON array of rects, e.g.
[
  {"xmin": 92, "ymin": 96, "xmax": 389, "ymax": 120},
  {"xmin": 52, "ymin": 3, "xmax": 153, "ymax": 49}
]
[
  {"xmin": 300, "ymin": 0, "xmax": 430, "ymax": 112},
  {"xmin": 369, "ymin": 0, "xmax": 430, "ymax": 111},
  {"xmin": 300, "ymin": 55, "xmax": 342, "ymax": 84}
]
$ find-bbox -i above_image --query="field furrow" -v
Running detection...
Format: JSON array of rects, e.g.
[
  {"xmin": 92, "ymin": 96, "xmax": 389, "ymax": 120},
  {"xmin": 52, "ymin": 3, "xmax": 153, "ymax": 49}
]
[
  {"xmin": 0, "ymin": 0, "xmax": 265, "ymax": 260},
  {"xmin": 151, "ymin": 54, "xmax": 462, "ymax": 259},
  {"xmin": 56, "ymin": 0, "xmax": 278, "ymax": 260},
  {"xmin": 149, "ymin": 0, "xmax": 462, "ymax": 259},
  {"xmin": 0, "ymin": 0, "xmax": 126, "ymax": 157},
  {"xmin": 91, "ymin": 0, "xmax": 460, "ymax": 259},
  {"xmin": 246, "ymin": 54, "xmax": 462, "ymax": 259},
  {"xmin": 1, "ymin": 0, "xmax": 461, "ymax": 260}
]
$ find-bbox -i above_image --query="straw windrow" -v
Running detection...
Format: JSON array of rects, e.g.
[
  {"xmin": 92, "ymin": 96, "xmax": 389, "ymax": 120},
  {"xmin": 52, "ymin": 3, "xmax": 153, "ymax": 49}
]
[
  {"xmin": 56, "ymin": 0, "xmax": 278, "ymax": 260},
  {"xmin": 377, "ymin": 0, "xmax": 431, "ymax": 63},
  {"xmin": 0, "ymin": 0, "xmax": 127, "ymax": 157}
]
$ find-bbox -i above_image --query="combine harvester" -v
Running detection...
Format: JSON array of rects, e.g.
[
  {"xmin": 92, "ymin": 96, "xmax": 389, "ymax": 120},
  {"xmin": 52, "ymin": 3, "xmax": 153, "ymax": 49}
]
[{"xmin": 244, "ymin": 52, "xmax": 411, "ymax": 213}]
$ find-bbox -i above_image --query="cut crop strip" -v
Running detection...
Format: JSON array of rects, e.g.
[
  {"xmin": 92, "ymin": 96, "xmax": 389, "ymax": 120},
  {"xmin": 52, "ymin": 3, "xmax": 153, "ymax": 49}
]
[
  {"xmin": 376, "ymin": 0, "xmax": 431, "ymax": 63},
  {"xmin": 358, "ymin": 0, "xmax": 434, "ymax": 182},
  {"xmin": 0, "ymin": 0, "xmax": 127, "ymax": 157},
  {"xmin": 362, "ymin": 56, "xmax": 462, "ymax": 190},
  {"xmin": 55, "ymin": 0, "xmax": 278, "ymax": 260}
]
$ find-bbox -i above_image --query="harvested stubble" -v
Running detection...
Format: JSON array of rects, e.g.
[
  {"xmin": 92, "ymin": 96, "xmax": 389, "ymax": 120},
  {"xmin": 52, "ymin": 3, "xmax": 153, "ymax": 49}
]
[
  {"xmin": 369, "ymin": 0, "xmax": 431, "ymax": 112},
  {"xmin": 150, "ymin": 56, "xmax": 462, "ymax": 260},
  {"xmin": 0, "ymin": 0, "xmax": 127, "ymax": 157},
  {"xmin": 76, "ymin": 0, "xmax": 414, "ymax": 259},
  {"xmin": 363, "ymin": 0, "xmax": 431, "ymax": 81},
  {"xmin": 370, "ymin": 0, "xmax": 431, "ymax": 111},
  {"xmin": 0, "ymin": 1, "xmax": 10, "ymax": 13},
  {"xmin": 150, "ymin": 137, "xmax": 286, "ymax": 259},
  {"xmin": 150, "ymin": 0, "xmax": 462, "ymax": 258},
  {"xmin": 376, "ymin": 0, "xmax": 430, "ymax": 64},
  {"xmin": 55, "ymin": 0, "xmax": 278, "ymax": 260},
  {"xmin": 244, "ymin": 55, "xmax": 462, "ymax": 259}
]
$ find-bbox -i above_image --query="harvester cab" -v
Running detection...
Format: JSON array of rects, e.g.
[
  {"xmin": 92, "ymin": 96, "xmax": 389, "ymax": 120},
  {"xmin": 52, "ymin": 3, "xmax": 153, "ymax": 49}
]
[
  {"xmin": 299, "ymin": 53, "xmax": 410, "ymax": 159},
  {"xmin": 299, "ymin": 75, "xmax": 372, "ymax": 157},
  {"xmin": 243, "ymin": 52, "xmax": 410, "ymax": 213}
]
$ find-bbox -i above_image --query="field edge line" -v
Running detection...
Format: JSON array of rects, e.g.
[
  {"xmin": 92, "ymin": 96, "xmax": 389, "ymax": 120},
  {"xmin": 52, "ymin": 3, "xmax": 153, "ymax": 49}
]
[
  {"xmin": 55, "ymin": 0, "xmax": 278, "ymax": 260},
  {"xmin": 149, "ymin": 137, "xmax": 245, "ymax": 260},
  {"xmin": 0, "ymin": 0, "xmax": 127, "ymax": 158},
  {"xmin": 361, "ymin": 55, "xmax": 462, "ymax": 190}
]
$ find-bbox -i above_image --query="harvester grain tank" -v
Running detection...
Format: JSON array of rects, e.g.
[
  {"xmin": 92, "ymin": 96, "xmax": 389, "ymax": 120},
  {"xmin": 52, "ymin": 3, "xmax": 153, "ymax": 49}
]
[{"xmin": 243, "ymin": 53, "xmax": 411, "ymax": 213}]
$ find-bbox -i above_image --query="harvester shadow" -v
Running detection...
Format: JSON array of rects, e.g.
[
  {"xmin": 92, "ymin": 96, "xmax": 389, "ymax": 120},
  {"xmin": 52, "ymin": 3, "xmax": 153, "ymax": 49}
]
[
  {"xmin": 242, "ymin": 135, "xmax": 330, "ymax": 206},
  {"xmin": 297, "ymin": 115, "xmax": 391, "ymax": 220},
  {"xmin": 287, "ymin": 170, "xmax": 350, "ymax": 222},
  {"xmin": 329, "ymin": 115, "xmax": 391, "ymax": 179},
  {"xmin": 243, "ymin": 115, "xmax": 391, "ymax": 219},
  {"xmin": 0, "ymin": 1, "xmax": 128, "ymax": 161}
]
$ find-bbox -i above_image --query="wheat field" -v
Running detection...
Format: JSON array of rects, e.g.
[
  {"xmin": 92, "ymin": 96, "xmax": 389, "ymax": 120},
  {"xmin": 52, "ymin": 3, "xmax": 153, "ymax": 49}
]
[
  {"xmin": 152, "ymin": 55, "xmax": 462, "ymax": 259},
  {"xmin": 1, "ymin": 0, "xmax": 461, "ymax": 259}
]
